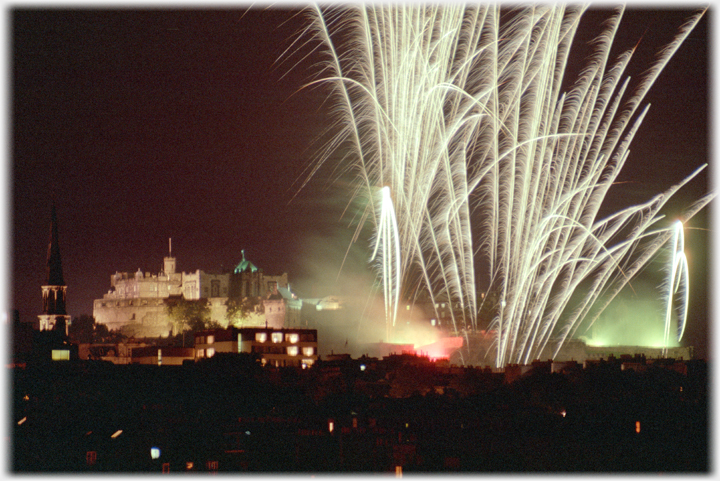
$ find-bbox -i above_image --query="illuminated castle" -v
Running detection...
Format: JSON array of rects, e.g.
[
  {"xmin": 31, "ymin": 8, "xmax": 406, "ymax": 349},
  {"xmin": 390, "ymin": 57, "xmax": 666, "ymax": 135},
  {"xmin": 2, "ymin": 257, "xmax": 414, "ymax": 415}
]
[{"xmin": 92, "ymin": 243, "xmax": 296, "ymax": 338}]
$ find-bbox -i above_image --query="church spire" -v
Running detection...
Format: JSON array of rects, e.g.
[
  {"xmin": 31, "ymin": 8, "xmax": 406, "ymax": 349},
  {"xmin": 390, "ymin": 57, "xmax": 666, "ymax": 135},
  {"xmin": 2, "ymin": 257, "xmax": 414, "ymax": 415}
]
[
  {"xmin": 39, "ymin": 203, "xmax": 70, "ymax": 334},
  {"xmin": 45, "ymin": 203, "xmax": 65, "ymax": 286}
]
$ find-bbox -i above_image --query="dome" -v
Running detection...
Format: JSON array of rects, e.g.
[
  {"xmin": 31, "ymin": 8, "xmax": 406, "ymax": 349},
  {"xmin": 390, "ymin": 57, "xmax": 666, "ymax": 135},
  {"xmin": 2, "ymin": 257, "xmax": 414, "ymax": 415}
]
[{"xmin": 234, "ymin": 249, "xmax": 258, "ymax": 274}]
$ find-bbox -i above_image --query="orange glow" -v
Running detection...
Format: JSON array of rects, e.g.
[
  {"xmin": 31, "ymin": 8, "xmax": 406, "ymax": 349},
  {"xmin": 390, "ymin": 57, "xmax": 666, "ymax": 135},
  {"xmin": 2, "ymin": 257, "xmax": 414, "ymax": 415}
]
[
  {"xmin": 414, "ymin": 336, "xmax": 463, "ymax": 360},
  {"xmin": 635, "ymin": 421, "xmax": 641, "ymax": 433}
]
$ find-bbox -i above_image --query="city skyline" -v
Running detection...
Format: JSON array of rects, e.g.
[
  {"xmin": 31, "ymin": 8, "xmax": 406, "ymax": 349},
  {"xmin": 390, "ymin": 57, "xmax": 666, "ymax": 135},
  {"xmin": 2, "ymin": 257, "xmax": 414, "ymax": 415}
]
[{"xmin": 10, "ymin": 7, "xmax": 711, "ymax": 359}]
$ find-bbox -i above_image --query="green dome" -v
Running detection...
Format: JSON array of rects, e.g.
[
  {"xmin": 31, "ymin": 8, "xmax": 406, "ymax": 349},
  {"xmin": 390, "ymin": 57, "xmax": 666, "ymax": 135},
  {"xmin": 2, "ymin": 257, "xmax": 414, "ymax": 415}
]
[{"xmin": 234, "ymin": 249, "xmax": 258, "ymax": 274}]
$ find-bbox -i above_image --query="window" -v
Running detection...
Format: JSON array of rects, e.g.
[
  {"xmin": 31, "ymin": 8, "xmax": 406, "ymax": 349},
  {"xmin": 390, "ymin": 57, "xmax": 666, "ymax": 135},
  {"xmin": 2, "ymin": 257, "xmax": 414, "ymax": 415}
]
[
  {"xmin": 287, "ymin": 333, "xmax": 299, "ymax": 344},
  {"xmin": 271, "ymin": 332, "xmax": 283, "ymax": 343},
  {"xmin": 287, "ymin": 346, "xmax": 299, "ymax": 356},
  {"xmin": 197, "ymin": 348, "xmax": 205, "ymax": 358},
  {"xmin": 303, "ymin": 347, "xmax": 314, "ymax": 357},
  {"xmin": 255, "ymin": 332, "xmax": 267, "ymax": 343},
  {"xmin": 52, "ymin": 350, "xmax": 70, "ymax": 361},
  {"xmin": 207, "ymin": 335, "xmax": 214, "ymax": 344},
  {"xmin": 207, "ymin": 347, "xmax": 215, "ymax": 358}
]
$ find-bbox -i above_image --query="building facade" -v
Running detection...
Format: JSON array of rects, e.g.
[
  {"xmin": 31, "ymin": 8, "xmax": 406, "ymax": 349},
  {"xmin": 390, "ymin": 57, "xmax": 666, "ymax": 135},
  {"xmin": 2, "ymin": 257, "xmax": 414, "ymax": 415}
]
[
  {"xmin": 195, "ymin": 326, "xmax": 318, "ymax": 368},
  {"xmin": 93, "ymin": 247, "xmax": 296, "ymax": 337}
]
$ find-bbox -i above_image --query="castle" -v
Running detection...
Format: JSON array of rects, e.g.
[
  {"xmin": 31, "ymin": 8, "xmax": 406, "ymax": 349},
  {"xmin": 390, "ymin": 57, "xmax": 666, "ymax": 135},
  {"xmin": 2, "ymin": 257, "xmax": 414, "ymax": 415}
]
[{"xmin": 93, "ymin": 242, "xmax": 298, "ymax": 338}]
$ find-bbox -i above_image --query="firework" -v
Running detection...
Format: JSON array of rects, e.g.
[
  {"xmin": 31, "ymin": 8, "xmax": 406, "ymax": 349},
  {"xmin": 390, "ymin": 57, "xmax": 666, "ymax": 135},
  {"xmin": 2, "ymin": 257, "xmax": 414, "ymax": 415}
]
[
  {"xmin": 301, "ymin": 5, "xmax": 713, "ymax": 366},
  {"xmin": 662, "ymin": 221, "xmax": 689, "ymax": 357}
]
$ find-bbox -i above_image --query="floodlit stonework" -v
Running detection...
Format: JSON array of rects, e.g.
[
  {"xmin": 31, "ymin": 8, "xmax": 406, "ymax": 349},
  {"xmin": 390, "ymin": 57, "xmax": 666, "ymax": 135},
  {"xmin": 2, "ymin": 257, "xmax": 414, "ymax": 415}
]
[{"xmin": 93, "ymin": 246, "xmax": 295, "ymax": 338}]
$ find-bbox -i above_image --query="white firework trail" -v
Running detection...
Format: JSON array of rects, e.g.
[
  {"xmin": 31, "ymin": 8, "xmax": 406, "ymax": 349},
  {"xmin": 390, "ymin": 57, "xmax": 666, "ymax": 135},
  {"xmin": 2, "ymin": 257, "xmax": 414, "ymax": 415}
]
[
  {"xmin": 371, "ymin": 186, "xmax": 402, "ymax": 340},
  {"xmin": 298, "ymin": 4, "xmax": 713, "ymax": 367},
  {"xmin": 662, "ymin": 220, "xmax": 689, "ymax": 358}
]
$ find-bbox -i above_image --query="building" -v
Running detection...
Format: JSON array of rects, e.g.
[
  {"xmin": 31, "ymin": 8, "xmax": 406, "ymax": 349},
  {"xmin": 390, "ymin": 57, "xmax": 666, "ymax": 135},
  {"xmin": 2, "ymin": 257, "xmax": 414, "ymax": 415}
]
[
  {"xmin": 93, "ymin": 246, "xmax": 296, "ymax": 337},
  {"xmin": 93, "ymin": 240, "xmax": 229, "ymax": 337},
  {"xmin": 130, "ymin": 346, "xmax": 195, "ymax": 365},
  {"xmin": 195, "ymin": 327, "xmax": 318, "ymax": 368},
  {"xmin": 38, "ymin": 204, "xmax": 71, "ymax": 335}
]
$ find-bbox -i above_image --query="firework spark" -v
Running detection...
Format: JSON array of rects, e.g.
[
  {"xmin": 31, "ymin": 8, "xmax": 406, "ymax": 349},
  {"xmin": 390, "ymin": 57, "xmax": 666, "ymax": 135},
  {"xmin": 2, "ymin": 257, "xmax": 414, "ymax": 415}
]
[{"xmin": 662, "ymin": 220, "xmax": 689, "ymax": 357}]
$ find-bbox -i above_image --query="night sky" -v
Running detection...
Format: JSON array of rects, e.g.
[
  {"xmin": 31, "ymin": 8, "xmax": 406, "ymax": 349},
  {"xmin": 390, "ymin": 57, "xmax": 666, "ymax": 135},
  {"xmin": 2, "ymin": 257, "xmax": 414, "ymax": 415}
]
[{"xmin": 9, "ymin": 6, "xmax": 712, "ymax": 358}]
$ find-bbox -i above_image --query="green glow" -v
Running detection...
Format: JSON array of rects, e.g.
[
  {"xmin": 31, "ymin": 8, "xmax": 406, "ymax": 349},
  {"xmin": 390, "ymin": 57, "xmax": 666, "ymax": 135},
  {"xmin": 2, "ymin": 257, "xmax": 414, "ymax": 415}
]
[
  {"xmin": 234, "ymin": 249, "xmax": 258, "ymax": 274},
  {"xmin": 580, "ymin": 283, "xmax": 679, "ymax": 349}
]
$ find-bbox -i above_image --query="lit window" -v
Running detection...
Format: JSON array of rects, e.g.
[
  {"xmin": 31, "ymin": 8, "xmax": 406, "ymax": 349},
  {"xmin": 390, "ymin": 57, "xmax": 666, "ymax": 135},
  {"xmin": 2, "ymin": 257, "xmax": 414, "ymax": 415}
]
[
  {"xmin": 287, "ymin": 346, "xmax": 299, "ymax": 356},
  {"xmin": 151, "ymin": 447, "xmax": 161, "ymax": 459},
  {"xmin": 271, "ymin": 332, "xmax": 283, "ymax": 343},
  {"xmin": 255, "ymin": 332, "xmax": 267, "ymax": 343},
  {"xmin": 207, "ymin": 335, "xmax": 214, "ymax": 344},
  {"xmin": 52, "ymin": 350, "xmax": 70, "ymax": 361},
  {"xmin": 287, "ymin": 333, "xmax": 299, "ymax": 343},
  {"xmin": 197, "ymin": 348, "xmax": 205, "ymax": 358},
  {"xmin": 207, "ymin": 347, "xmax": 215, "ymax": 358},
  {"xmin": 302, "ymin": 347, "xmax": 314, "ymax": 357}
]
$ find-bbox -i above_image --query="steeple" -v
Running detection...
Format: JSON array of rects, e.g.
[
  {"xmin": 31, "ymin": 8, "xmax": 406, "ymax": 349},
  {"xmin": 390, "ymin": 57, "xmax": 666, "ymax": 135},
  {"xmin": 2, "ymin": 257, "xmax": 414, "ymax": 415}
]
[
  {"xmin": 45, "ymin": 203, "xmax": 65, "ymax": 286},
  {"xmin": 38, "ymin": 203, "xmax": 71, "ymax": 334}
]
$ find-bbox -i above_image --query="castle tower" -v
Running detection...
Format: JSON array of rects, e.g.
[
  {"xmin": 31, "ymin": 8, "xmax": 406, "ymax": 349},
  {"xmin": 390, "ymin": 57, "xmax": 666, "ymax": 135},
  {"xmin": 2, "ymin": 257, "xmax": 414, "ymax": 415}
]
[
  {"xmin": 164, "ymin": 237, "xmax": 176, "ymax": 275},
  {"xmin": 38, "ymin": 204, "xmax": 71, "ymax": 335}
]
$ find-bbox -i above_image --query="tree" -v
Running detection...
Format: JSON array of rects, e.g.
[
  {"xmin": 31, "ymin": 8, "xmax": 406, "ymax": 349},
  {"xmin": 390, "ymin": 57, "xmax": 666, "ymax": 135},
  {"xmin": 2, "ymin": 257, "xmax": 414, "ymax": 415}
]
[
  {"xmin": 68, "ymin": 315, "xmax": 125, "ymax": 344},
  {"xmin": 226, "ymin": 296, "xmax": 265, "ymax": 327},
  {"xmin": 68, "ymin": 314, "xmax": 94, "ymax": 344},
  {"xmin": 165, "ymin": 297, "xmax": 211, "ymax": 335}
]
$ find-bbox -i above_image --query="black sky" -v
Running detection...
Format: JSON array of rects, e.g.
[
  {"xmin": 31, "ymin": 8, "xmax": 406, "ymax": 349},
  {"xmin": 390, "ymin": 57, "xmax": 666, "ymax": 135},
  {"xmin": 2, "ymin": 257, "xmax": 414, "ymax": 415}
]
[{"xmin": 9, "ymin": 6, "xmax": 712, "ymax": 358}]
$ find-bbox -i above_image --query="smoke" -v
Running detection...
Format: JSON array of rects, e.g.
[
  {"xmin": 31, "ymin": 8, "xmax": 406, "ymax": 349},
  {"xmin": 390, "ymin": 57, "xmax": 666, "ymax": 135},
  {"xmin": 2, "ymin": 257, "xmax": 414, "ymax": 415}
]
[{"xmin": 576, "ymin": 278, "xmax": 679, "ymax": 348}]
